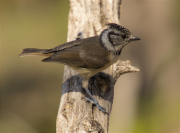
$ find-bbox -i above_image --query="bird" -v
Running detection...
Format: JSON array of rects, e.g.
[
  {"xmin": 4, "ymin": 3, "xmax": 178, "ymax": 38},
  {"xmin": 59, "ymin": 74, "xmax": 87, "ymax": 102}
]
[{"xmin": 19, "ymin": 23, "xmax": 140, "ymax": 113}]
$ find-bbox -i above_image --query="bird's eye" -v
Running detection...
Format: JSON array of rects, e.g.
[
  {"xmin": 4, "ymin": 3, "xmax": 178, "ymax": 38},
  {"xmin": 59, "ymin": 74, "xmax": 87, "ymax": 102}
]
[{"xmin": 122, "ymin": 35, "xmax": 126, "ymax": 39}]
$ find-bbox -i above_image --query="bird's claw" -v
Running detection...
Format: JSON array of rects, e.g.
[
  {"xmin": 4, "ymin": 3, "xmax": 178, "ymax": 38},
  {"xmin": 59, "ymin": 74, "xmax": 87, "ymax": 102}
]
[{"xmin": 82, "ymin": 97, "xmax": 108, "ymax": 114}]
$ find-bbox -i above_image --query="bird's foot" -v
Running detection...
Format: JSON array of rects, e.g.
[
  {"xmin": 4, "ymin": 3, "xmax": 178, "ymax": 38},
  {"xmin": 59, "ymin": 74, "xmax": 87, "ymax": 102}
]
[{"xmin": 82, "ymin": 97, "xmax": 107, "ymax": 113}]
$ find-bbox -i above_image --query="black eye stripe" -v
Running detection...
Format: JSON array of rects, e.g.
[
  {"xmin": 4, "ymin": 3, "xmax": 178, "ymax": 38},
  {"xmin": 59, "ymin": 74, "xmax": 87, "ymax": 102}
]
[
  {"xmin": 107, "ymin": 32, "xmax": 121, "ymax": 46},
  {"xmin": 108, "ymin": 32, "xmax": 126, "ymax": 40},
  {"xmin": 122, "ymin": 35, "xmax": 126, "ymax": 39},
  {"xmin": 108, "ymin": 32, "xmax": 120, "ymax": 36}
]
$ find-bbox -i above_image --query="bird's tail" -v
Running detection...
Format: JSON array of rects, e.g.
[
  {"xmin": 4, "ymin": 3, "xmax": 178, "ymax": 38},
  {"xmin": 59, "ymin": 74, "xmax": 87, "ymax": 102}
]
[{"xmin": 19, "ymin": 48, "xmax": 53, "ymax": 57}]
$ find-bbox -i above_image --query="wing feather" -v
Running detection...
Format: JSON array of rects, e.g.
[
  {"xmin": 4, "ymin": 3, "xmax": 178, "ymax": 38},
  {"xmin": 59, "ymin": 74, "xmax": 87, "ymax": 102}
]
[
  {"xmin": 42, "ymin": 36, "xmax": 110, "ymax": 68},
  {"xmin": 80, "ymin": 39, "xmax": 110, "ymax": 68}
]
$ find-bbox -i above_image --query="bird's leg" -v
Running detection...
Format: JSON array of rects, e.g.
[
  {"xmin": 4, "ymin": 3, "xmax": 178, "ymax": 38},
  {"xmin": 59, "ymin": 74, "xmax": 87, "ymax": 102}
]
[
  {"xmin": 82, "ymin": 79, "xmax": 107, "ymax": 113},
  {"xmin": 84, "ymin": 87, "xmax": 107, "ymax": 113}
]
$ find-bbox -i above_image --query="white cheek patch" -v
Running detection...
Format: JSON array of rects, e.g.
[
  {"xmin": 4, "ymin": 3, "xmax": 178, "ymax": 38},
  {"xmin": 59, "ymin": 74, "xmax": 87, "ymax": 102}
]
[{"xmin": 101, "ymin": 29, "xmax": 122, "ymax": 52}]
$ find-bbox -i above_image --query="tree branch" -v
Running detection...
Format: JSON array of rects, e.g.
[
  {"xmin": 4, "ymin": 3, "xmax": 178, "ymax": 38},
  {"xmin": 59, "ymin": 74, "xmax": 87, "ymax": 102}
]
[{"xmin": 56, "ymin": 0, "xmax": 139, "ymax": 132}]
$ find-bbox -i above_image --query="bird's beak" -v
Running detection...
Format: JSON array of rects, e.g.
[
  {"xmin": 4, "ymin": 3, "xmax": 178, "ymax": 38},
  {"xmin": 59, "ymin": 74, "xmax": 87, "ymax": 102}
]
[{"xmin": 131, "ymin": 36, "xmax": 141, "ymax": 41}]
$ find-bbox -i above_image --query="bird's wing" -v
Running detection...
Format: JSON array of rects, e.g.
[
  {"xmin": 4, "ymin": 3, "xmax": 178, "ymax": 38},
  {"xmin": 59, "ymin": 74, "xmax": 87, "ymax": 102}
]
[
  {"xmin": 79, "ymin": 38, "xmax": 110, "ymax": 68},
  {"xmin": 42, "ymin": 36, "xmax": 110, "ymax": 68},
  {"xmin": 43, "ymin": 38, "xmax": 84, "ymax": 53},
  {"xmin": 42, "ymin": 37, "xmax": 88, "ymax": 66}
]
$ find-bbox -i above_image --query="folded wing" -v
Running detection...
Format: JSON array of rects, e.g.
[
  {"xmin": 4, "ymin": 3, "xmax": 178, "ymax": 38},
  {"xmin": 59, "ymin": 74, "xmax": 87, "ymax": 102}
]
[{"xmin": 42, "ymin": 36, "xmax": 110, "ymax": 69}]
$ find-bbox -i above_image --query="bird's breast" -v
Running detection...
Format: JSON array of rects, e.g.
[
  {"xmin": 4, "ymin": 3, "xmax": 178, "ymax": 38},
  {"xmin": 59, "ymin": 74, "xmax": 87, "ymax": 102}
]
[{"xmin": 72, "ymin": 53, "xmax": 120, "ymax": 79}]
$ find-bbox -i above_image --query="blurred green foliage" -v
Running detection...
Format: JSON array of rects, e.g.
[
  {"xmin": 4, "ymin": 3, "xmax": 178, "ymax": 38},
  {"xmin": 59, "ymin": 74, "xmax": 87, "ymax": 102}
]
[{"xmin": 1, "ymin": 1, "xmax": 69, "ymax": 133}]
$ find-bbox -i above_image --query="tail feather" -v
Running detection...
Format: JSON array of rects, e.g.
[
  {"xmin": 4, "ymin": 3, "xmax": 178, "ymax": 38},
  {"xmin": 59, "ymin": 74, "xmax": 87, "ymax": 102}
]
[{"xmin": 19, "ymin": 48, "xmax": 53, "ymax": 57}]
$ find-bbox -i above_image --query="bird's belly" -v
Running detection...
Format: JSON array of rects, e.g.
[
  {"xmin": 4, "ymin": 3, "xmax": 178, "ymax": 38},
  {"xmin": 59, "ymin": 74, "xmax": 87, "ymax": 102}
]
[{"xmin": 72, "ymin": 55, "xmax": 120, "ymax": 79}]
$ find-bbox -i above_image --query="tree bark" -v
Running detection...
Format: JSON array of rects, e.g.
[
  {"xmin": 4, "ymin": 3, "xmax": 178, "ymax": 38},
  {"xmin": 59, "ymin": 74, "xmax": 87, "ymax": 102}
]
[{"xmin": 56, "ymin": 0, "xmax": 139, "ymax": 132}]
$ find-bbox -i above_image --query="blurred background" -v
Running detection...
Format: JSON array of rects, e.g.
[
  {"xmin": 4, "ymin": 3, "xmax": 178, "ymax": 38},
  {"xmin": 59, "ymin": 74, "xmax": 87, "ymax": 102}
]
[{"xmin": 1, "ymin": 0, "xmax": 179, "ymax": 133}]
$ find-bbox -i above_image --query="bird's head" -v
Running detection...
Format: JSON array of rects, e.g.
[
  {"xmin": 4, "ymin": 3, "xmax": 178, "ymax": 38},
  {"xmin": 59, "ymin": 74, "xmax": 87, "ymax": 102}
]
[{"xmin": 100, "ymin": 23, "xmax": 140, "ymax": 54}]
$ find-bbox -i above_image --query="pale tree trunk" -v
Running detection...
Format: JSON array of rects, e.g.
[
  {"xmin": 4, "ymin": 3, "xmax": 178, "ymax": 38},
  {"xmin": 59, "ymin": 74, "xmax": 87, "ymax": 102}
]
[{"xmin": 56, "ymin": 0, "xmax": 139, "ymax": 132}]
